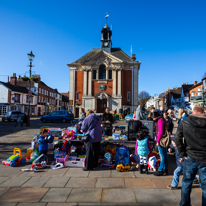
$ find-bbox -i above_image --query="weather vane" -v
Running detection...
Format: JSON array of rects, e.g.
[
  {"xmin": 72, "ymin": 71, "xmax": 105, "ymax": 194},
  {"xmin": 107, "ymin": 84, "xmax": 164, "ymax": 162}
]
[{"xmin": 105, "ymin": 12, "xmax": 109, "ymax": 26}]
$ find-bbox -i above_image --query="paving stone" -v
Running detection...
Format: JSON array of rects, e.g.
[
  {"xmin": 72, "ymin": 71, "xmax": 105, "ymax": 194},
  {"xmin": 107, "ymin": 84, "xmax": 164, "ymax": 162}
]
[
  {"xmin": 0, "ymin": 188, "xmax": 10, "ymax": 197},
  {"xmin": 66, "ymin": 177, "xmax": 96, "ymax": 188},
  {"xmin": 101, "ymin": 188, "xmax": 136, "ymax": 203},
  {"xmin": 47, "ymin": 203, "xmax": 77, "ymax": 206},
  {"xmin": 41, "ymin": 188, "xmax": 72, "ymax": 202},
  {"xmin": 0, "ymin": 176, "xmax": 30, "ymax": 187},
  {"xmin": 18, "ymin": 169, "xmax": 48, "ymax": 177},
  {"xmin": 173, "ymin": 189, "xmax": 202, "ymax": 204},
  {"xmin": 42, "ymin": 168, "xmax": 69, "ymax": 177},
  {"xmin": 134, "ymin": 189, "xmax": 179, "ymax": 203},
  {"xmin": 0, "ymin": 177, "xmax": 10, "ymax": 185},
  {"xmin": 0, "ymin": 188, "xmax": 49, "ymax": 202},
  {"xmin": 125, "ymin": 178, "xmax": 154, "ymax": 188},
  {"xmin": 44, "ymin": 177, "xmax": 70, "ymax": 188},
  {"xmin": 192, "ymin": 204, "xmax": 202, "ymax": 206},
  {"xmin": 17, "ymin": 203, "xmax": 47, "ymax": 206},
  {"xmin": 66, "ymin": 188, "xmax": 102, "ymax": 203},
  {"xmin": 21, "ymin": 177, "xmax": 50, "ymax": 187},
  {"xmin": 89, "ymin": 170, "xmax": 111, "ymax": 178},
  {"xmin": 193, "ymin": 188, "xmax": 202, "ymax": 199},
  {"xmin": 111, "ymin": 170, "xmax": 135, "ymax": 178},
  {"xmin": 78, "ymin": 204, "xmax": 116, "ymax": 206},
  {"xmin": 0, "ymin": 203, "xmax": 18, "ymax": 206},
  {"xmin": 96, "ymin": 178, "xmax": 124, "ymax": 188},
  {"xmin": 64, "ymin": 168, "xmax": 89, "ymax": 177},
  {"xmin": 134, "ymin": 171, "xmax": 168, "ymax": 178},
  {"xmin": 0, "ymin": 167, "xmax": 22, "ymax": 177},
  {"xmin": 151, "ymin": 178, "xmax": 171, "ymax": 189}
]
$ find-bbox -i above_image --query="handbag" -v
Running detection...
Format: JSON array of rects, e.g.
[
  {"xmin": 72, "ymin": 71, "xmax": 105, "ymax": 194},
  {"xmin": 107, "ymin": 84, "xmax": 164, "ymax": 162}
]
[
  {"xmin": 159, "ymin": 120, "xmax": 171, "ymax": 147},
  {"xmin": 81, "ymin": 119, "xmax": 99, "ymax": 143}
]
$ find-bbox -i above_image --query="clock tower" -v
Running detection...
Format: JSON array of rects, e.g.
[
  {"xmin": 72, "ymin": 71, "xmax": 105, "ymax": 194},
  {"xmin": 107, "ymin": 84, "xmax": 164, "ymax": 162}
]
[{"xmin": 101, "ymin": 24, "xmax": 112, "ymax": 53}]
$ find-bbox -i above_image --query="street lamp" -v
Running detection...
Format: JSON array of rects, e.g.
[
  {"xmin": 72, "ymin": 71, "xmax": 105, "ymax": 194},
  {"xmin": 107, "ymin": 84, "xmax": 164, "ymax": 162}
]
[
  {"xmin": 202, "ymin": 77, "xmax": 206, "ymax": 108},
  {"xmin": 26, "ymin": 51, "xmax": 35, "ymax": 127}
]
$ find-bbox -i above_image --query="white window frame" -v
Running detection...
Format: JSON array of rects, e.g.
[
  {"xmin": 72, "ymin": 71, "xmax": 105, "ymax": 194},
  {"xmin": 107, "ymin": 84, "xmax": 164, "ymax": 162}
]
[
  {"xmin": 42, "ymin": 89, "xmax": 44, "ymax": 94},
  {"xmin": 39, "ymin": 88, "xmax": 41, "ymax": 94}
]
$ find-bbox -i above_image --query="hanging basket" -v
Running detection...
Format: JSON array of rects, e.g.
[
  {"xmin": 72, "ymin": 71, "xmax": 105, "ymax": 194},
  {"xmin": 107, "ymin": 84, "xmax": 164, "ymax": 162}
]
[{"xmin": 21, "ymin": 75, "xmax": 29, "ymax": 81}]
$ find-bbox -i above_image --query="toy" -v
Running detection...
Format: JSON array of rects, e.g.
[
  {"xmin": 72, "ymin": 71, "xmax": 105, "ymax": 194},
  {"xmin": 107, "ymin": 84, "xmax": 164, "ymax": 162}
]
[
  {"xmin": 116, "ymin": 164, "xmax": 130, "ymax": 172},
  {"xmin": 65, "ymin": 130, "xmax": 75, "ymax": 140},
  {"xmin": 147, "ymin": 156, "xmax": 160, "ymax": 171},
  {"xmin": 31, "ymin": 154, "xmax": 47, "ymax": 170},
  {"xmin": 64, "ymin": 155, "xmax": 85, "ymax": 168},
  {"xmin": 50, "ymin": 163, "xmax": 64, "ymax": 169},
  {"xmin": 30, "ymin": 149, "xmax": 39, "ymax": 162},
  {"xmin": 2, "ymin": 148, "xmax": 26, "ymax": 167},
  {"xmin": 115, "ymin": 145, "xmax": 129, "ymax": 166},
  {"xmin": 101, "ymin": 152, "xmax": 114, "ymax": 167}
]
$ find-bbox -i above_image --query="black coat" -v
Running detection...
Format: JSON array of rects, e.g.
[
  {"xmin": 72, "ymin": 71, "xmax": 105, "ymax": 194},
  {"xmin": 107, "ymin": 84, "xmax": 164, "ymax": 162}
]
[
  {"xmin": 101, "ymin": 112, "xmax": 114, "ymax": 131},
  {"xmin": 175, "ymin": 114, "xmax": 206, "ymax": 162},
  {"xmin": 166, "ymin": 117, "xmax": 173, "ymax": 134}
]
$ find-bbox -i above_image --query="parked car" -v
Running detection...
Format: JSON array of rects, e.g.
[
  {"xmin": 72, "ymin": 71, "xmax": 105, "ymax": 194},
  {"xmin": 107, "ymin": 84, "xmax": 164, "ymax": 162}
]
[
  {"xmin": 2, "ymin": 111, "xmax": 24, "ymax": 122},
  {"xmin": 40, "ymin": 110, "xmax": 74, "ymax": 123},
  {"xmin": 124, "ymin": 111, "xmax": 149, "ymax": 122}
]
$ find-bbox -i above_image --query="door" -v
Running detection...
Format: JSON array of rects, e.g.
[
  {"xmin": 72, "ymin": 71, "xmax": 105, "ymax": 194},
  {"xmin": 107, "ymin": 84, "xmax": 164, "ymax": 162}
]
[
  {"xmin": 97, "ymin": 99, "xmax": 107, "ymax": 113},
  {"xmin": 75, "ymin": 108, "xmax": 79, "ymax": 118},
  {"xmin": 38, "ymin": 107, "xmax": 41, "ymax": 116}
]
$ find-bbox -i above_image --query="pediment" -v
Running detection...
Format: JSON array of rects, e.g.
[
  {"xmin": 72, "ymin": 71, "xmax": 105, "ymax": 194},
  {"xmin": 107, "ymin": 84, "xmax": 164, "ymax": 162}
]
[{"xmin": 84, "ymin": 50, "xmax": 123, "ymax": 67}]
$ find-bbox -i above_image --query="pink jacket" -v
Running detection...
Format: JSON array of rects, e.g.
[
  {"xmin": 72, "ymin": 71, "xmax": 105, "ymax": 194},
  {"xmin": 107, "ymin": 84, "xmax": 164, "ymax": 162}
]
[{"xmin": 156, "ymin": 118, "xmax": 165, "ymax": 143}]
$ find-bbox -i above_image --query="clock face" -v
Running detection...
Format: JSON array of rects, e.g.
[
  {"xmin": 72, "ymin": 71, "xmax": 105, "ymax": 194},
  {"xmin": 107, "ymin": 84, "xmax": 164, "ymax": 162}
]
[{"xmin": 104, "ymin": 42, "xmax": 108, "ymax": 47}]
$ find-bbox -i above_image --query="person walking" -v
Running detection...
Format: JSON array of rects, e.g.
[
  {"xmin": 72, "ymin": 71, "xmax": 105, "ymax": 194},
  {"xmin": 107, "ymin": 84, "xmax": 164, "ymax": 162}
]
[
  {"xmin": 101, "ymin": 107, "xmax": 114, "ymax": 136},
  {"xmin": 178, "ymin": 108, "xmax": 187, "ymax": 126},
  {"xmin": 81, "ymin": 110, "xmax": 102, "ymax": 171},
  {"xmin": 152, "ymin": 112, "xmax": 169, "ymax": 176},
  {"xmin": 147, "ymin": 107, "xmax": 155, "ymax": 120},
  {"xmin": 119, "ymin": 107, "xmax": 123, "ymax": 120},
  {"xmin": 136, "ymin": 105, "xmax": 144, "ymax": 120},
  {"xmin": 175, "ymin": 106, "xmax": 206, "ymax": 206},
  {"xmin": 79, "ymin": 108, "xmax": 86, "ymax": 120},
  {"xmin": 123, "ymin": 107, "xmax": 128, "ymax": 119},
  {"xmin": 163, "ymin": 112, "xmax": 174, "ymax": 134}
]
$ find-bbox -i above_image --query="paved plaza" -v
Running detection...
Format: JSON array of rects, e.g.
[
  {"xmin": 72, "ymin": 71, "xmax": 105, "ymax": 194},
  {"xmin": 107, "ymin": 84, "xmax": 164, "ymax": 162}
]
[{"xmin": 0, "ymin": 118, "xmax": 202, "ymax": 206}]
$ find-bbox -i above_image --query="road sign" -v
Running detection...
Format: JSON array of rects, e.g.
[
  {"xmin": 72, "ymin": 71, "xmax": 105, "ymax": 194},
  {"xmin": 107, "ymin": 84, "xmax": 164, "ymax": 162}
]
[{"xmin": 28, "ymin": 90, "xmax": 32, "ymax": 97}]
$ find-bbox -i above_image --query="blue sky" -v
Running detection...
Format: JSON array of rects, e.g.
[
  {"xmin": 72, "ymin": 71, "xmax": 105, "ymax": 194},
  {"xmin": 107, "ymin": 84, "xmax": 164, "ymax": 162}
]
[{"xmin": 0, "ymin": 0, "xmax": 206, "ymax": 96}]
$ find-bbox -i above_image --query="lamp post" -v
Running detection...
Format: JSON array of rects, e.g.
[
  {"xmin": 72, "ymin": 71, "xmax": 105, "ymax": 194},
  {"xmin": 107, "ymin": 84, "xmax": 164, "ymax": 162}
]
[
  {"xmin": 202, "ymin": 77, "xmax": 206, "ymax": 108},
  {"xmin": 26, "ymin": 51, "xmax": 35, "ymax": 127}
]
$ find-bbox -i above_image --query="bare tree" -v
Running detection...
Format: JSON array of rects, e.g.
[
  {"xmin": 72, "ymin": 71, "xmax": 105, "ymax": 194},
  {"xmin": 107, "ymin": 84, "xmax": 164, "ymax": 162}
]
[{"xmin": 138, "ymin": 91, "xmax": 150, "ymax": 106}]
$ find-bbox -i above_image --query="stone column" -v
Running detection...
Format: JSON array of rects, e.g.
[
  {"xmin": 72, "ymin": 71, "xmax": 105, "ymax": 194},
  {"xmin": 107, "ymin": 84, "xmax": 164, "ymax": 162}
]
[
  {"xmin": 118, "ymin": 70, "xmax": 121, "ymax": 95},
  {"xmin": 106, "ymin": 69, "xmax": 109, "ymax": 79},
  {"xmin": 69, "ymin": 70, "xmax": 74, "ymax": 101},
  {"xmin": 83, "ymin": 70, "xmax": 87, "ymax": 95},
  {"xmin": 113, "ymin": 70, "xmax": 116, "ymax": 96},
  {"xmin": 88, "ymin": 70, "xmax": 92, "ymax": 96},
  {"xmin": 96, "ymin": 69, "xmax": 99, "ymax": 80}
]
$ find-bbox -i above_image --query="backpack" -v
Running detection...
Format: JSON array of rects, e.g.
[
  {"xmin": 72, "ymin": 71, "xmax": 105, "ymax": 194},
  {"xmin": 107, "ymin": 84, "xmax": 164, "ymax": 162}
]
[
  {"xmin": 115, "ymin": 145, "xmax": 129, "ymax": 166},
  {"xmin": 103, "ymin": 152, "xmax": 113, "ymax": 165}
]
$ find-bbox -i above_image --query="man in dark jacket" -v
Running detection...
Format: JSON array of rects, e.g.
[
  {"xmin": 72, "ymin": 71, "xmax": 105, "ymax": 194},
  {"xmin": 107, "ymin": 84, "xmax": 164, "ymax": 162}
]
[
  {"xmin": 175, "ymin": 106, "xmax": 206, "ymax": 206},
  {"xmin": 101, "ymin": 107, "xmax": 114, "ymax": 136}
]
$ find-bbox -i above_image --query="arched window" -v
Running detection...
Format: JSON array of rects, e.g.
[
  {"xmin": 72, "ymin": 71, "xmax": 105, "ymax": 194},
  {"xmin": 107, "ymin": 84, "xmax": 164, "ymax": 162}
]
[{"xmin": 99, "ymin": 64, "xmax": 106, "ymax": 79}]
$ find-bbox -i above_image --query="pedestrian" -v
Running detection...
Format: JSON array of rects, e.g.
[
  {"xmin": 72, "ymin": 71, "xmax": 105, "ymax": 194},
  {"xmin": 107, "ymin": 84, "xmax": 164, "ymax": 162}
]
[
  {"xmin": 38, "ymin": 129, "xmax": 49, "ymax": 161},
  {"xmin": 175, "ymin": 106, "xmax": 206, "ymax": 206},
  {"xmin": 163, "ymin": 112, "xmax": 174, "ymax": 134},
  {"xmin": 15, "ymin": 114, "xmax": 24, "ymax": 127},
  {"xmin": 123, "ymin": 107, "xmax": 128, "ymax": 119},
  {"xmin": 133, "ymin": 110, "xmax": 136, "ymax": 120},
  {"xmin": 167, "ymin": 138, "xmax": 198, "ymax": 190},
  {"xmin": 152, "ymin": 112, "xmax": 169, "ymax": 176},
  {"xmin": 178, "ymin": 108, "xmax": 187, "ymax": 126},
  {"xmin": 119, "ymin": 107, "xmax": 123, "ymax": 120},
  {"xmin": 101, "ymin": 107, "xmax": 114, "ymax": 136},
  {"xmin": 136, "ymin": 105, "xmax": 144, "ymax": 120},
  {"xmin": 135, "ymin": 131, "xmax": 152, "ymax": 174},
  {"xmin": 167, "ymin": 109, "xmax": 176, "ymax": 119},
  {"xmin": 147, "ymin": 107, "xmax": 155, "ymax": 120},
  {"xmin": 79, "ymin": 108, "xmax": 86, "ymax": 120},
  {"xmin": 81, "ymin": 110, "xmax": 102, "ymax": 171}
]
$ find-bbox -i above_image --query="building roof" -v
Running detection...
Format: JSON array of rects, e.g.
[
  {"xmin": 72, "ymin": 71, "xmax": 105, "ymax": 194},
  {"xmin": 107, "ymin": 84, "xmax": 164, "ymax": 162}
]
[
  {"xmin": 182, "ymin": 84, "xmax": 193, "ymax": 93},
  {"xmin": 170, "ymin": 87, "xmax": 182, "ymax": 99},
  {"xmin": 0, "ymin": 81, "xmax": 36, "ymax": 95},
  {"xmin": 190, "ymin": 82, "xmax": 203, "ymax": 90},
  {"xmin": 70, "ymin": 48, "xmax": 138, "ymax": 64}
]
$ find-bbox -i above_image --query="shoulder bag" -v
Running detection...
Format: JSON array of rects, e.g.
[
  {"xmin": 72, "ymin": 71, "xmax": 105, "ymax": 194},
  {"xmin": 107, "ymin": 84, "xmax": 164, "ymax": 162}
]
[{"xmin": 81, "ymin": 119, "xmax": 99, "ymax": 143}]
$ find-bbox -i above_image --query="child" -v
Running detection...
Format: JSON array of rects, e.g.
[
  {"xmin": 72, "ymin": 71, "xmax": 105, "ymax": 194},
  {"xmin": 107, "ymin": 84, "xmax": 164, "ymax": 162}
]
[
  {"xmin": 135, "ymin": 131, "xmax": 152, "ymax": 174},
  {"xmin": 38, "ymin": 129, "xmax": 49, "ymax": 160},
  {"xmin": 167, "ymin": 138, "xmax": 198, "ymax": 189}
]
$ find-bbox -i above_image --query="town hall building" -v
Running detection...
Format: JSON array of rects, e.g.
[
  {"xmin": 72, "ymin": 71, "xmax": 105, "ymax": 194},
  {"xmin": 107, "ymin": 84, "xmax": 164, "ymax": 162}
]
[{"xmin": 67, "ymin": 23, "xmax": 141, "ymax": 117}]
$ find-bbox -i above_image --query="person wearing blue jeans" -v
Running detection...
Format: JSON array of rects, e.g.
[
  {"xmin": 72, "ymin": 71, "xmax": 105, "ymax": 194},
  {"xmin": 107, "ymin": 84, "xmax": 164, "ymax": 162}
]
[
  {"xmin": 175, "ymin": 106, "xmax": 206, "ymax": 206},
  {"xmin": 158, "ymin": 145, "xmax": 168, "ymax": 172}
]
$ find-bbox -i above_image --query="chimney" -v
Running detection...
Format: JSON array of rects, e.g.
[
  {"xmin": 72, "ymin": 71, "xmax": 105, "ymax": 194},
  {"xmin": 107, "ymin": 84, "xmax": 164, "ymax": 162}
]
[
  {"xmin": 10, "ymin": 73, "xmax": 17, "ymax": 85},
  {"xmin": 182, "ymin": 83, "xmax": 186, "ymax": 85},
  {"xmin": 7, "ymin": 76, "xmax": 9, "ymax": 83},
  {"xmin": 194, "ymin": 81, "xmax": 198, "ymax": 85},
  {"xmin": 132, "ymin": 54, "xmax": 136, "ymax": 61}
]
